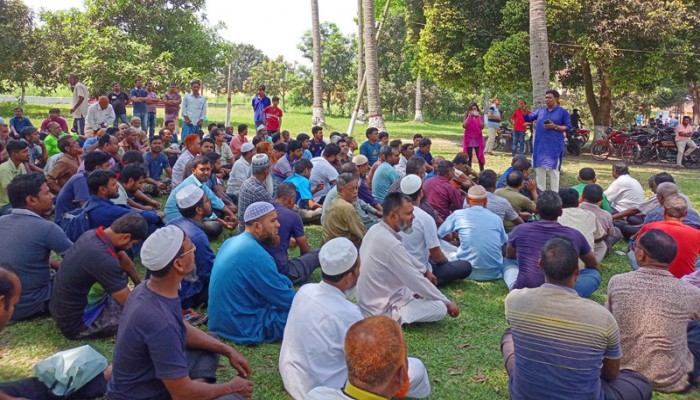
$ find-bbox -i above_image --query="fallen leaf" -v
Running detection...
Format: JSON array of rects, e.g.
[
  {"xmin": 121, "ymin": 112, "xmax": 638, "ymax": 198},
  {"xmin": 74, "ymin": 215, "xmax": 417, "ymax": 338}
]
[
  {"xmin": 458, "ymin": 343, "xmax": 471, "ymax": 349},
  {"xmin": 472, "ymin": 373, "xmax": 487, "ymax": 383},
  {"xmin": 449, "ymin": 368, "xmax": 463, "ymax": 376},
  {"xmin": 433, "ymin": 377, "xmax": 442, "ymax": 383},
  {"xmin": 454, "ymin": 289, "xmax": 464, "ymax": 293}
]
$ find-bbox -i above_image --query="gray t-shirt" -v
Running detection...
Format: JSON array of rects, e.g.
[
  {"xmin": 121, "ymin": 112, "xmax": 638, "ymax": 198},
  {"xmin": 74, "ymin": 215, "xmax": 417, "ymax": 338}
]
[{"xmin": 0, "ymin": 209, "xmax": 72, "ymax": 320}]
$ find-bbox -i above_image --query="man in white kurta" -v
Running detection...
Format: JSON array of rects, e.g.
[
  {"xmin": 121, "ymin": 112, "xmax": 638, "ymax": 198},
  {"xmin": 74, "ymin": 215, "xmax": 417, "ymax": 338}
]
[
  {"xmin": 357, "ymin": 192, "xmax": 460, "ymax": 325},
  {"xmin": 279, "ymin": 238, "xmax": 431, "ymax": 399}
]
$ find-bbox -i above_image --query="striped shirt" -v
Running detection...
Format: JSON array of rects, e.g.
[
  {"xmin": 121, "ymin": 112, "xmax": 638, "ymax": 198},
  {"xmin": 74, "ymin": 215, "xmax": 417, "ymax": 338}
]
[{"xmin": 505, "ymin": 284, "xmax": 621, "ymax": 400}]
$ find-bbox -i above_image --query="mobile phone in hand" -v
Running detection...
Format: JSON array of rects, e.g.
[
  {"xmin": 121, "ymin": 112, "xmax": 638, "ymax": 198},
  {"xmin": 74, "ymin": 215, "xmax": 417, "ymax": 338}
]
[{"xmin": 544, "ymin": 120, "xmax": 552, "ymax": 125}]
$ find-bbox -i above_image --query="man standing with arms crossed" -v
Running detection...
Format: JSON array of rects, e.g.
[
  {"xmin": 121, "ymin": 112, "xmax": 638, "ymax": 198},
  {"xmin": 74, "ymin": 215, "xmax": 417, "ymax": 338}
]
[{"xmin": 163, "ymin": 83, "xmax": 182, "ymax": 140}]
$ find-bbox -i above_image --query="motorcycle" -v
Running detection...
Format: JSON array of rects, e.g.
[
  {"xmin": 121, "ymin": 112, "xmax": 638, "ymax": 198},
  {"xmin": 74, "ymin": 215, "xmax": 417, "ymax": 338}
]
[
  {"xmin": 625, "ymin": 130, "xmax": 700, "ymax": 168},
  {"xmin": 565, "ymin": 129, "xmax": 588, "ymax": 156},
  {"xmin": 494, "ymin": 123, "xmax": 533, "ymax": 155}
]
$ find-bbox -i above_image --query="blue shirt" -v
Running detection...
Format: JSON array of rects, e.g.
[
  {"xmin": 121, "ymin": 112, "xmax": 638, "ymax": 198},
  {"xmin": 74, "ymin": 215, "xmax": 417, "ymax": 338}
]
[
  {"xmin": 309, "ymin": 139, "xmax": 326, "ymax": 158},
  {"xmin": 371, "ymin": 162, "xmax": 399, "ymax": 204},
  {"xmin": 285, "ymin": 174, "xmax": 314, "ymax": 208},
  {"xmin": 167, "ymin": 217, "xmax": 215, "ymax": 303},
  {"xmin": 301, "ymin": 149, "xmax": 313, "ymax": 160},
  {"xmin": 262, "ymin": 203, "xmax": 305, "ymax": 275},
  {"xmin": 164, "ymin": 174, "xmax": 224, "ymax": 223},
  {"xmin": 487, "ymin": 104, "xmax": 501, "ymax": 129},
  {"xmin": 437, "ymin": 206, "xmax": 508, "ymax": 281},
  {"xmin": 208, "ymin": 232, "xmax": 296, "ymax": 344},
  {"xmin": 129, "ymin": 88, "xmax": 149, "ymax": 114},
  {"xmin": 358, "ymin": 177, "xmax": 378, "ymax": 207},
  {"xmin": 415, "ymin": 149, "xmax": 433, "ymax": 166},
  {"xmin": 9, "ymin": 116, "xmax": 33, "ymax": 137},
  {"xmin": 360, "ymin": 141, "xmax": 381, "ymax": 165},
  {"xmin": 55, "ymin": 172, "xmax": 89, "ymax": 222},
  {"xmin": 82, "ymin": 137, "xmax": 98, "ymax": 152},
  {"xmin": 524, "ymin": 105, "xmax": 571, "ymax": 169},
  {"xmin": 644, "ymin": 207, "xmax": 700, "ymax": 230},
  {"xmin": 87, "ymin": 196, "xmax": 160, "ymax": 229},
  {"xmin": 144, "ymin": 152, "xmax": 169, "ymax": 180},
  {"xmin": 497, "ymin": 166, "xmax": 514, "ymax": 188},
  {"xmin": 252, "ymin": 94, "xmax": 271, "ymax": 122}
]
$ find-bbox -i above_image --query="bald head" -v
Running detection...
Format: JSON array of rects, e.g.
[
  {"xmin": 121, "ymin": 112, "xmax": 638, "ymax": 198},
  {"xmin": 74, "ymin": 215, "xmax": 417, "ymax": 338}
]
[
  {"xmin": 345, "ymin": 316, "xmax": 407, "ymax": 396},
  {"xmin": 656, "ymin": 182, "xmax": 679, "ymax": 203},
  {"xmin": 98, "ymin": 96, "xmax": 109, "ymax": 109}
]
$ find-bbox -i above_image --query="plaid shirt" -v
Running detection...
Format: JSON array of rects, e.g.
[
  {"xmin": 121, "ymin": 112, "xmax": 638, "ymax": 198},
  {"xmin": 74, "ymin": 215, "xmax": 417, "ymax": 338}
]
[{"xmin": 237, "ymin": 175, "xmax": 274, "ymax": 231}]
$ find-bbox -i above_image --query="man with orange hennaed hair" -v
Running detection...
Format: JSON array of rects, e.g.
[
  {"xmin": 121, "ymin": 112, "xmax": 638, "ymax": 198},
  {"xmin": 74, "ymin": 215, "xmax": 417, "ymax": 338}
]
[{"xmin": 305, "ymin": 315, "xmax": 422, "ymax": 399}]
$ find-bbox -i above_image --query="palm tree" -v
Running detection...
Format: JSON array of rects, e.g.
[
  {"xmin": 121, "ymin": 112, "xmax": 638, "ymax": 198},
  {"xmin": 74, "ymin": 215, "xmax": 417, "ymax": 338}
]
[
  {"xmin": 414, "ymin": 73, "xmax": 424, "ymax": 122},
  {"xmin": 311, "ymin": 0, "xmax": 326, "ymax": 126},
  {"xmin": 356, "ymin": 0, "xmax": 365, "ymax": 123},
  {"xmin": 363, "ymin": 0, "xmax": 386, "ymax": 131},
  {"xmin": 529, "ymin": 0, "xmax": 550, "ymax": 108}
]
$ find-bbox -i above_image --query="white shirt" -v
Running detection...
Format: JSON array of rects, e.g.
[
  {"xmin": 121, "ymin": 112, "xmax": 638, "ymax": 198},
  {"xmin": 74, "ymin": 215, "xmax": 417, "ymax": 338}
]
[
  {"xmin": 113, "ymin": 182, "xmax": 128, "ymax": 206},
  {"xmin": 357, "ymin": 221, "xmax": 450, "ymax": 317},
  {"xmin": 399, "ymin": 206, "xmax": 440, "ymax": 268},
  {"xmin": 279, "ymin": 282, "xmax": 363, "ymax": 400},
  {"xmin": 227, "ymin": 157, "xmax": 251, "ymax": 196},
  {"xmin": 395, "ymin": 155, "xmax": 408, "ymax": 178},
  {"xmin": 85, "ymin": 102, "xmax": 116, "ymax": 131},
  {"xmin": 559, "ymin": 207, "xmax": 605, "ymax": 250},
  {"xmin": 171, "ymin": 150, "xmax": 194, "ymax": 188},
  {"xmin": 72, "ymin": 82, "xmax": 89, "ymax": 118},
  {"xmin": 604, "ymin": 174, "xmax": 645, "ymax": 212},
  {"xmin": 310, "ymin": 157, "xmax": 339, "ymax": 202},
  {"xmin": 304, "ymin": 387, "xmax": 352, "ymax": 400}
]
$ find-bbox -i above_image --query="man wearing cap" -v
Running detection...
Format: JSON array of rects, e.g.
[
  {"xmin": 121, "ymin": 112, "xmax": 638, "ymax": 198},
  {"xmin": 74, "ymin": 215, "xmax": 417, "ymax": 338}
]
[
  {"xmin": 209, "ymin": 202, "xmax": 296, "ymax": 345},
  {"xmin": 280, "ymin": 238, "xmax": 432, "ymax": 400},
  {"xmin": 387, "ymin": 157, "xmax": 443, "ymax": 227},
  {"xmin": 252, "ymin": 85, "xmax": 271, "ymax": 127},
  {"xmin": 164, "ymin": 156, "xmax": 236, "ymax": 225},
  {"xmin": 322, "ymin": 173, "xmax": 367, "ymax": 247},
  {"xmin": 437, "ymin": 185, "xmax": 508, "ymax": 281},
  {"xmin": 108, "ymin": 226, "xmax": 253, "ymax": 400},
  {"xmin": 400, "ymin": 175, "xmax": 473, "ymax": 286},
  {"xmin": 226, "ymin": 141, "xmax": 255, "ymax": 204},
  {"xmin": 265, "ymin": 183, "xmax": 320, "ymax": 284},
  {"xmin": 352, "ymin": 154, "xmax": 382, "ymax": 214},
  {"xmin": 50, "ymin": 213, "xmax": 148, "ymax": 340},
  {"xmin": 357, "ymin": 192, "xmax": 460, "ymax": 324},
  {"xmin": 237, "ymin": 154, "xmax": 274, "ymax": 232},
  {"xmin": 167, "ymin": 185, "xmax": 216, "ymax": 309}
]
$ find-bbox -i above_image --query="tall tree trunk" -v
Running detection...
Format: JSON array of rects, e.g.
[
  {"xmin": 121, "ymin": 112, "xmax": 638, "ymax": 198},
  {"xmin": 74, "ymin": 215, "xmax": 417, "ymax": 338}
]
[
  {"xmin": 20, "ymin": 81, "xmax": 26, "ymax": 107},
  {"xmin": 691, "ymin": 82, "xmax": 700, "ymax": 125},
  {"xmin": 311, "ymin": 0, "xmax": 326, "ymax": 127},
  {"xmin": 582, "ymin": 60, "xmax": 613, "ymax": 141},
  {"xmin": 529, "ymin": 0, "xmax": 550, "ymax": 109},
  {"xmin": 363, "ymin": 0, "xmax": 386, "ymax": 132},
  {"xmin": 326, "ymin": 91, "xmax": 332, "ymax": 114},
  {"xmin": 414, "ymin": 73, "xmax": 424, "ymax": 122},
  {"xmin": 356, "ymin": 0, "xmax": 365, "ymax": 123}
]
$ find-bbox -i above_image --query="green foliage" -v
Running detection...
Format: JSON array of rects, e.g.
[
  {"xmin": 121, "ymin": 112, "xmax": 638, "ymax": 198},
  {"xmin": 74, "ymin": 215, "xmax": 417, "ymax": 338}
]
[
  {"xmin": 210, "ymin": 42, "xmax": 269, "ymax": 95},
  {"xmin": 0, "ymin": 0, "xmax": 40, "ymax": 92},
  {"xmin": 244, "ymin": 57, "xmax": 299, "ymax": 109},
  {"xmin": 483, "ymin": 32, "xmax": 531, "ymax": 93}
]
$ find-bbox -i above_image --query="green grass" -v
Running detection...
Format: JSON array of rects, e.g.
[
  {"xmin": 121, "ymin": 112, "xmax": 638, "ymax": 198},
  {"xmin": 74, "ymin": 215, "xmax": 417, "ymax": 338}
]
[{"xmin": 1, "ymin": 104, "xmax": 699, "ymax": 399}]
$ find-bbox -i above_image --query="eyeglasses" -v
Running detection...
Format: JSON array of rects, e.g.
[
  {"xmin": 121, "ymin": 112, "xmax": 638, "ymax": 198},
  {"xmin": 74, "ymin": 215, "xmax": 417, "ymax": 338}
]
[
  {"xmin": 178, "ymin": 244, "xmax": 197, "ymax": 258},
  {"xmin": 631, "ymin": 243, "xmax": 649, "ymax": 257}
]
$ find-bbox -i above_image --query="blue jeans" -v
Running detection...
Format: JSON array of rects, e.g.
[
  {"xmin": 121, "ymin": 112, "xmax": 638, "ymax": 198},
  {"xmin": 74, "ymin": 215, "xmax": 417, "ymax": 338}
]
[
  {"xmin": 181, "ymin": 121, "xmax": 202, "ymax": 140},
  {"xmin": 114, "ymin": 113, "xmax": 128, "ymax": 126},
  {"xmin": 147, "ymin": 112, "xmax": 156, "ymax": 138},
  {"xmin": 133, "ymin": 112, "xmax": 148, "ymax": 133},
  {"xmin": 512, "ymin": 130, "xmax": 525, "ymax": 155},
  {"xmin": 573, "ymin": 268, "xmax": 601, "ymax": 298}
]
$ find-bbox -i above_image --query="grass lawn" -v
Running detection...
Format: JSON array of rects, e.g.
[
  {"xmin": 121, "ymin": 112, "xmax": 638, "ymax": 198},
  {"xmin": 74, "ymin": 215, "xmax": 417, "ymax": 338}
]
[{"xmin": 1, "ymin": 103, "xmax": 699, "ymax": 399}]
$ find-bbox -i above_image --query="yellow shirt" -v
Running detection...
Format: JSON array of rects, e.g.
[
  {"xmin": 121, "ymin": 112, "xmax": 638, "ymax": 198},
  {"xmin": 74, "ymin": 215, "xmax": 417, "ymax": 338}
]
[{"xmin": 0, "ymin": 161, "xmax": 27, "ymax": 206}]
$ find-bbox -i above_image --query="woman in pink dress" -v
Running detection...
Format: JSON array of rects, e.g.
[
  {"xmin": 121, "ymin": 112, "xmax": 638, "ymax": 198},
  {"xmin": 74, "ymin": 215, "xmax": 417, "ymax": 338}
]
[{"xmin": 462, "ymin": 102, "xmax": 486, "ymax": 170}]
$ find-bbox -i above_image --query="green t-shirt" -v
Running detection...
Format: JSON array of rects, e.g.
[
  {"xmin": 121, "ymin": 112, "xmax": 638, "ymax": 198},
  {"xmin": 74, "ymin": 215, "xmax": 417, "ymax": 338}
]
[
  {"xmin": 571, "ymin": 183, "xmax": 612, "ymax": 213},
  {"xmin": 495, "ymin": 187, "xmax": 536, "ymax": 232}
]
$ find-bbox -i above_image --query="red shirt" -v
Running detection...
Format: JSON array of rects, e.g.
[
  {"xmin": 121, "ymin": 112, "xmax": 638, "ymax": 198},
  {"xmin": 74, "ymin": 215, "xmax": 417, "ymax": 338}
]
[
  {"xmin": 263, "ymin": 105, "xmax": 283, "ymax": 132},
  {"xmin": 423, "ymin": 175, "xmax": 464, "ymax": 219},
  {"xmin": 638, "ymin": 220, "xmax": 700, "ymax": 278},
  {"xmin": 41, "ymin": 117, "xmax": 69, "ymax": 133},
  {"xmin": 511, "ymin": 109, "xmax": 529, "ymax": 131}
]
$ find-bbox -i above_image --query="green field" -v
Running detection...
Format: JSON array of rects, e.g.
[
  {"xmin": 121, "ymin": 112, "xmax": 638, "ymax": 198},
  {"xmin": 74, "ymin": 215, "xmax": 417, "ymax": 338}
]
[{"xmin": 0, "ymin": 103, "xmax": 698, "ymax": 399}]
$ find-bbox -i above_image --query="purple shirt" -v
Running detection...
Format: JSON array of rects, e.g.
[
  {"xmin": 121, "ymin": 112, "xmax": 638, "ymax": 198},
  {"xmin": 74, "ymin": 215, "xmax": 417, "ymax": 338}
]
[
  {"xmin": 358, "ymin": 177, "xmax": 378, "ymax": 207},
  {"xmin": 508, "ymin": 220, "xmax": 591, "ymax": 290},
  {"xmin": 263, "ymin": 203, "xmax": 305, "ymax": 275},
  {"xmin": 423, "ymin": 175, "xmax": 463, "ymax": 219}
]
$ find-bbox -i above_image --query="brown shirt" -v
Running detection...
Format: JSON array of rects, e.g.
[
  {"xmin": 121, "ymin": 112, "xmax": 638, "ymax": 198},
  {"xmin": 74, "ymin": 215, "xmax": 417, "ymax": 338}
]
[
  {"xmin": 607, "ymin": 268, "xmax": 700, "ymax": 392},
  {"xmin": 46, "ymin": 154, "xmax": 80, "ymax": 194},
  {"xmin": 321, "ymin": 197, "xmax": 366, "ymax": 247}
]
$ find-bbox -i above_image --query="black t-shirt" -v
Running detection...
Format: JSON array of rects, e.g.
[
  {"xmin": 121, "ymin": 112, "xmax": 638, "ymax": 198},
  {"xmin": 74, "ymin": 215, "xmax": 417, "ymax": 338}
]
[
  {"xmin": 49, "ymin": 228, "xmax": 127, "ymax": 337},
  {"xmin": 108, "ymin": 92, "xmax": 130, "ymax": 115}
]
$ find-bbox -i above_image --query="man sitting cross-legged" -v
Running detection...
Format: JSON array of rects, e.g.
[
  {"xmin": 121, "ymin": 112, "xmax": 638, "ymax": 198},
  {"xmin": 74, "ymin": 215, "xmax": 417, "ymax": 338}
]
[
  {"xmin": 504, "ymin": 191, "xmax": 601, "ymax": 297},
  {"xmin": 399, "ymin": 175, "xmax": 473, "ymax": 286},
  {"xmin": 437, "ymin": 185, "xmax": 507, "ymax": 282},
  {"xmin": 167, "ymin": 185, "xmax": 217, "ymax": 309},
  {"xmin": 495, "ymin": 170, "xmax": 537, "ymax": 232},
  {"xmin": 501, "ymin": 236, "xmax": 652, "ymax": 400},
  {"xmin": 209, "ymin": 202, "xmax": 296, "ymax": 345},
  {"xmin": 305, "ymin": 316, "xmax": 428, "ymax": 400},
  {"xmin": 323, "ymin": 162, "xmax": 381, "ymax": 229},
  {"xmin": 280, "ymin": 238, "xmax": 431, "ymax": 400},
  {"xmin": 236, "ymin": 154, "xmax": 274, "ymax": 232},
  {"xmin": 55, "ymin": 151, "xmax": 112, "ymax": 222},
  {"xmin": 107, "ymin": 226, "xmax": 253, "ymax": 400},
  {"xmin": 357, "ymin": 192, "xmax": 460, "ymax": 324},
  {"xmin": 321, "ymin": 172, "xmax": 367, "ymax": 247},
  {"xmin": 50, "ymin": 213, "xmax": 148, "ymax": 340},
  {"xmin": 263, "ymin": 182, "xmax": 320, "ymax": 285}
]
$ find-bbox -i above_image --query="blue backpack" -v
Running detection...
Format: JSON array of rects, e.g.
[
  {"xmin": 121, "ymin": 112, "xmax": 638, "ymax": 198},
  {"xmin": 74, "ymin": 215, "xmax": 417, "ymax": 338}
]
[{"xmin": 59, "ymin": 200, "xmax": 102, "ymax": 242}]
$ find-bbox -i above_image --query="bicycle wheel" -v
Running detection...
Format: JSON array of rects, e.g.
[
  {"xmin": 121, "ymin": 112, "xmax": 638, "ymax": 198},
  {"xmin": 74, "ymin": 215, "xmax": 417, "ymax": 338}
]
[
  {"xmin": 590, "ymin": 140, "xmax": 609, "ymax": 161},
  {"xmin": 682, "ymin": 155, "xmax": 700, "ymax": 169},
  {"xmin": 621, "ymin": 142, "xmax": 640, "ymax": 164}
]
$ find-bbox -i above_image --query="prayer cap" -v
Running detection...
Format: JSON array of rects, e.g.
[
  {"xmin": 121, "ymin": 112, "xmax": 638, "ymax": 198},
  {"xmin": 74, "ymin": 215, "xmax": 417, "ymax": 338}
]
[
  {"xmin": 176, "ymin": 185, "xmax": 204, "ymax": 209},
  {"xmin": 141, "ymin": 226, "xmax": 185, "ymax": 272},
  {"xmin": 400, "ymin": 175, "xmax": 422, "ymax": 196},
  {"xmin": 241, "ymin": 142, "xmax": 255, "ymax": 153},
  {"xmin": 352, "ymin": 154, "xmax": 369, "ymax": 166},
  {"xmin": 319, "ymin": 237, "xmax": 358, "ymax": 276},
  {"xmin": 256, "ymin": 124, "xmax": 266, "ymax": 132},
  {"xmin": 244, "ymin": 201, "xmax": 275, "ymax": 223},
  {"xmin": 467, "ymin": 185, "xmax": 488, "ymax": 200},
  {"xmin": 251, "ymin": 154, "xmax": 270, "ymax": 168}
]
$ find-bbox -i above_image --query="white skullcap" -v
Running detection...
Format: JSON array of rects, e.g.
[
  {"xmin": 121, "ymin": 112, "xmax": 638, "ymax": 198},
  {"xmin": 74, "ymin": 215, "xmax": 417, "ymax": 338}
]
[
  {"xmin": 176, "ymin": 185, "xmax": 204, "ymax": 209},
  {"xmin": 241, "ymin": 142, "xmax": 255, "ymax": 153},
  {"xmin": 244, "ymin": 201, "xmax": 275, "ymax": 223},
  {"xmin": 251, "ymin": 153, "xmax": 270, "ymax": 168},
  {"xmin": 141, "ymin": 226, "xmax": 185, "ymax": 271},
  {"xmin": 400, "ymin": 175, "xmax": 422, "ymax": 196},
  {"xmin": 319, "ymin": 237, "xmax": 358, "ymax": 276},
  {"xmin": 352, "ymin": 154, "xmax": 368, "ymax": 166},
  {"xmin": 256, "ymin": 124, "xmax": 266, "ymax": 132}
]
